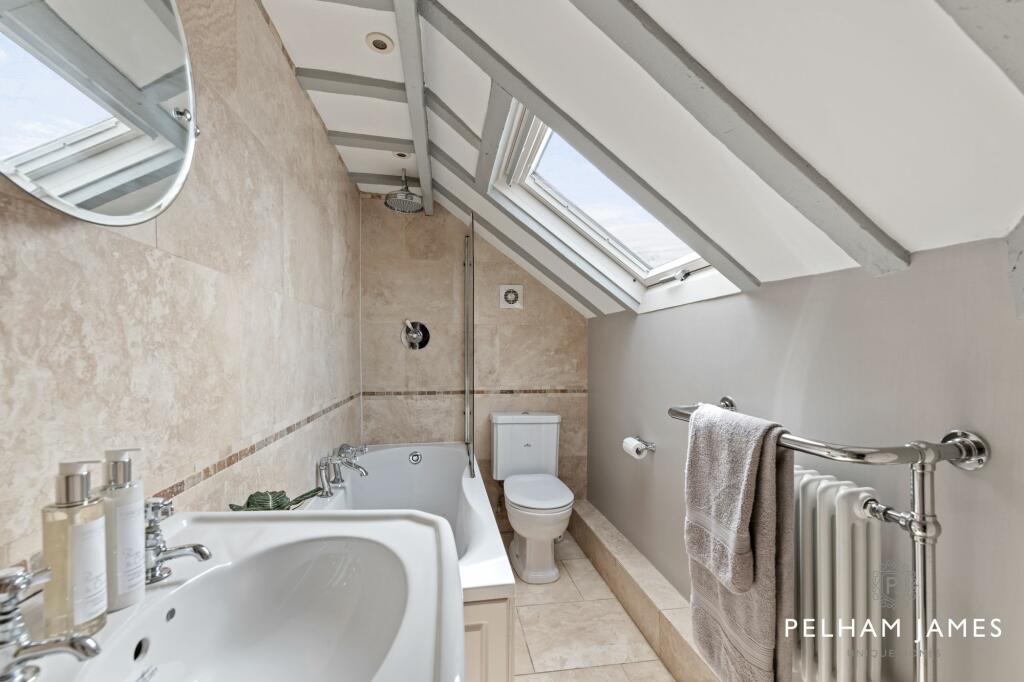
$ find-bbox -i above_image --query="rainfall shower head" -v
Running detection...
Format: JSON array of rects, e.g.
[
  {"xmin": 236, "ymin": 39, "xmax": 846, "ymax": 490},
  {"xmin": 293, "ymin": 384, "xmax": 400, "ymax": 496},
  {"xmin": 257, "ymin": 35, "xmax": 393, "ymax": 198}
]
[{"xmin": 384, "ymin": 170, "xmax": 423, "ymax": 214}]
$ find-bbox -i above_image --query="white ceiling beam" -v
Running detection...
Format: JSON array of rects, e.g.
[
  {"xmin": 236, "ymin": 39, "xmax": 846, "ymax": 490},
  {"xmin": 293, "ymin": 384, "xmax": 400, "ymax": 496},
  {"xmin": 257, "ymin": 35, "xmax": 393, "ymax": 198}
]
[
  {"xmin": 419, "ymin": 0, "xmax": 759, "ymax": 292},
  {"xmin": 334, "ymin": 129, "xmax": 635, "ymax": 311},
  {"xmin": 433, "ymin": 182, "xmax": 604, "ymax": 316},
  {"xmin": 936, "ymin": 0, "xmax": 1024, "ymax": 97},
  {"xmin": 349, "ymin": 172, "xmax": 420, "ymax": 187},
  {"xmin": 316, "ymin": 0, "xmax": 394, "ymax": 10},
  {"xmin": 1007, "ymin": 216, "xmax": 1024, "ymax": 319},
  {"xmin": 569, "ymin": 0, "xmax": 910, "ymax": 276},
  {"xmin": 431, "ymin": 142, "xmax": 640, "ymax": 312},
  {"xmin": 327, "ymin": 130, "xmax": 415, "ymax": 153},
  {"xmin": 475, "ymin": 80, "xmax": 512, "ymax": 192},
  {"xmin": 298, "ymin": 68, "xmax": 477, "ymax": 150},
  {"xmin": 393, "ymin": 0, "xmax": 434, "ymax": 213},
  {"xmin": 296, "ymin": 68, "xmax": 407, "ymax": 101},
  {"xmin": 424, "ymin": 89, "xmax": 480, "ymax": 147},
  {"xmin": 0, "ymin": 0, "xmax": 188, "ymax": 151}
]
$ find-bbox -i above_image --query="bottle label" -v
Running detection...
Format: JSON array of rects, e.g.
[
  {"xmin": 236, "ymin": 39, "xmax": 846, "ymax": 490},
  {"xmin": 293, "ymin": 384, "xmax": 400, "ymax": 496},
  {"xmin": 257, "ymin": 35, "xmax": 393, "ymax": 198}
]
[
  {"xmin": 117, "ymin": 497, "xmax": 145, "ymax": 594},
  {"xmin": 71, "ymin": 517, "xmax": 107, "ymax": 625}
]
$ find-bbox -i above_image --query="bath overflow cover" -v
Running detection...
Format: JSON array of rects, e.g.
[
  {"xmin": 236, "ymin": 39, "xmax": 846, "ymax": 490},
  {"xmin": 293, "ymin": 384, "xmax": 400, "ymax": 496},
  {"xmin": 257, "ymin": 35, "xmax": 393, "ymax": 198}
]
[{"xmin": 409, "ymin": 451, "xmax": 423, "ymax": 464}]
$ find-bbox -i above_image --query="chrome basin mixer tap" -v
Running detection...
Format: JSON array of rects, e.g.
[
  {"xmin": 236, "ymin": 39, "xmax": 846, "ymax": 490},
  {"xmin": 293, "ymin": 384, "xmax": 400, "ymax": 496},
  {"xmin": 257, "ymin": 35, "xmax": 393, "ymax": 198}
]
[
  {"xmin": 0, "ymin": 566, "xmax": 100, "ymax": 682},
  {"xmin": 144, "ymin": 498, "xmax": 212, "ymax": 585}
]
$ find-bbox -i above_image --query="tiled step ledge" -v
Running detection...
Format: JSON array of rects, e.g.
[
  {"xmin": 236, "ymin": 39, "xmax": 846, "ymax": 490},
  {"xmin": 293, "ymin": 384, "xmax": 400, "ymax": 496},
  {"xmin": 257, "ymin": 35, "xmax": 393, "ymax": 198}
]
[{"xmin": 569, "ymin": 500, "xmax": 718, "ymax": 682}]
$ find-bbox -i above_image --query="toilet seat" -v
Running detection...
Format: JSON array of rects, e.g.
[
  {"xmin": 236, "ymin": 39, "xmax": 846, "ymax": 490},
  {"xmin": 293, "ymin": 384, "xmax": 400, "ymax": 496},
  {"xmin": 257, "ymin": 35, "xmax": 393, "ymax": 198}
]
[{"xmin": 504, "ymin": 474, "xmax": 574, "ymax": 511}]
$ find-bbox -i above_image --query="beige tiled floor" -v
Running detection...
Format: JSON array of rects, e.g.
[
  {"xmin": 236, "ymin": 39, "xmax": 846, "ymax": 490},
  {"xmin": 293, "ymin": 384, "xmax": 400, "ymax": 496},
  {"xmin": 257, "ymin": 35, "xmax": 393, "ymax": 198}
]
[{"xmin": 505, "ymin": 532, "xmax": 675, "ymax": 681}]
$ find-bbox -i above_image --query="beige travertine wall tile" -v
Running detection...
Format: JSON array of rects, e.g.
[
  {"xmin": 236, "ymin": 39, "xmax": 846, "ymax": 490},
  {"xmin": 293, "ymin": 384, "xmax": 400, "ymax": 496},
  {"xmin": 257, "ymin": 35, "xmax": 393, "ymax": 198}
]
[
  {"xmin": 359, "ymin": 198, "xmax": 587, "ymax": 453},
  {"xmin": 473, "ymin": 394, "xmax": 587, "ymax": 464},
  {"xmin": 0, "ymin": 0, "xmax": 361, "ymax": 562},
  {"xmin": 362, "ymin": 395, "xmax": 464, "ymax": 445}
]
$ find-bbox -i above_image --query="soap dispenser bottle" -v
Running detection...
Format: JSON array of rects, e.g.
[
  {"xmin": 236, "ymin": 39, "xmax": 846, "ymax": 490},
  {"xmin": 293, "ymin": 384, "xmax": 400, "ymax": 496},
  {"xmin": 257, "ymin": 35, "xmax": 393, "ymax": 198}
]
[
  {"xmin": 42, "ymin": 461, "xmax": 108, "ymax": 637},
  {"xmin": 99, "ymin": 448, "xmax": 145, "ymax": 611}
]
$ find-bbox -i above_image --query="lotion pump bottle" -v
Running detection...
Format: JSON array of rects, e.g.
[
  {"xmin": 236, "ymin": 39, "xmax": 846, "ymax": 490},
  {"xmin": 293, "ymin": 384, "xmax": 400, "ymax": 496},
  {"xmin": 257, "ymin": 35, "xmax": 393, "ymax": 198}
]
[
  {"xmin": 99, "ymin": 448, "xmax": 145, "ymax": 611},
  {"xmin": 42, "ymin": 461, "xmax": 107, "ymax": 636}
]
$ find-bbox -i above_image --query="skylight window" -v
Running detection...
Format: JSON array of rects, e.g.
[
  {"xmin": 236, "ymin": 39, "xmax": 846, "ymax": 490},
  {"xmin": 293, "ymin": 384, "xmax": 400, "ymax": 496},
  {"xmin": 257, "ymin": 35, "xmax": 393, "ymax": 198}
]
[
  {"xmin": 501, "ymin": 111, "xmax": 706, "ymax": 286},
  {"xmin": 533, "ymin": 133, "xmax": 695, "ymax": 272}
]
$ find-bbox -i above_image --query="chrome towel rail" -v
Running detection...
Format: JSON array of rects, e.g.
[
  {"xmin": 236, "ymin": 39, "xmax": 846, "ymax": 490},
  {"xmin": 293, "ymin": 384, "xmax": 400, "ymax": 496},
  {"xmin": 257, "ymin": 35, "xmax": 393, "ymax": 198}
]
[
  {"xmin": 668, "ymin": 398, "xmax": 988, "ymax": 469},
  {"xmin": 668, "ymin": 396, "xmax": 990, "ymax": 682}
]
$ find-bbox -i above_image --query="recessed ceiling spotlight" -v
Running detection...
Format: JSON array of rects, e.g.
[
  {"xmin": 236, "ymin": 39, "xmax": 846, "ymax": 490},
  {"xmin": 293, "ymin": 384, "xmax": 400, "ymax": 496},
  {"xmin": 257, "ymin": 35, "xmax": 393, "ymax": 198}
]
[
  {"xmin": 395, "ymin": 152, "xmax": 408, "ymax": 158},
  {"xmin": 366, "ymin": 32, "xmax": 394, "ymax": 54}
]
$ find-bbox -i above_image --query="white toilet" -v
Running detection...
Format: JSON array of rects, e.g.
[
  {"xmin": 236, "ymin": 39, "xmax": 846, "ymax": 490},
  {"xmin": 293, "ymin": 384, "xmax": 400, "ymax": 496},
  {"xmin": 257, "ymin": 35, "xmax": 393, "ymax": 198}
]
[{"xmin": 492, "ymin": 412, "xmax": 574, "ymax": 584}]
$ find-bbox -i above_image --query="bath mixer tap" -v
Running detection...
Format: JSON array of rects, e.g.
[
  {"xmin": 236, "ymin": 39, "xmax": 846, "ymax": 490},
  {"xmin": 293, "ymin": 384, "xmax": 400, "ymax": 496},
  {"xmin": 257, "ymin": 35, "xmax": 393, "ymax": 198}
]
[
  {"xmin": 334, "ymin": 445, "xmax": 369, "ymax": 478},
  {"xmin": 144, "ymin": 498, "xmax": 212, "ymax": 585},
  {"xmin": 0, "ymin": 566, "xmax": 100, "ymax": 682},
  {"xmin": 316, "ymin": 446, "xmax": 369, "ymax": 498},
  {"xmin": 316, "ymin": 456, "xmax": 339, "ymax": 497}
]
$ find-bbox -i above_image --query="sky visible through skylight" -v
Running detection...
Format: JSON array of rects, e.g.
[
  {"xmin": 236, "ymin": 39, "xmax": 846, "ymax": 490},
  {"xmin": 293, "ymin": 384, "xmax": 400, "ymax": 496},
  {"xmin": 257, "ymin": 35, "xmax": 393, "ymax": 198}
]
[
  {"xmin": 534, "ymin": 132, "xmax": 694, "ymax": 271},
  {"xmin": 0, "ymin": 31, "xmax": 111, "ymax": 160}
]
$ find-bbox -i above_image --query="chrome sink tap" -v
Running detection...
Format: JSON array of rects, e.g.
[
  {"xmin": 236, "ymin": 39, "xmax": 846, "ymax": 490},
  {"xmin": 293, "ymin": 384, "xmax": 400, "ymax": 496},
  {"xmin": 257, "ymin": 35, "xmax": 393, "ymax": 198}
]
[
  {"xmin": 0, "ymin": 566, "xmax": 100, "ymax": 682},
  {"xmin": 144, "ymin": 499, "xmax": 212, "ymax": 585}
]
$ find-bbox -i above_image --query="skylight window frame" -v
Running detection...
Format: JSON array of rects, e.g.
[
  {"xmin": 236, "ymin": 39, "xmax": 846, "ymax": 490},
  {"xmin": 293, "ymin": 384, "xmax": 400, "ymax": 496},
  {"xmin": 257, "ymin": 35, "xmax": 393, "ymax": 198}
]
[{"xmin": 502, "ymin": 113, "xmax": 707, "ymax": 287}]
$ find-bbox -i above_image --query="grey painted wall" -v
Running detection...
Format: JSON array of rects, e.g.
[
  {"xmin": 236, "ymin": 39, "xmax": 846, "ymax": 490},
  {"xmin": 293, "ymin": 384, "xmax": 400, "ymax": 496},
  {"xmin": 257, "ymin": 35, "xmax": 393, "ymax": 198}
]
[{"xmin": 587, "ymin": 239, "xmax": 1020, "ymax": 681}]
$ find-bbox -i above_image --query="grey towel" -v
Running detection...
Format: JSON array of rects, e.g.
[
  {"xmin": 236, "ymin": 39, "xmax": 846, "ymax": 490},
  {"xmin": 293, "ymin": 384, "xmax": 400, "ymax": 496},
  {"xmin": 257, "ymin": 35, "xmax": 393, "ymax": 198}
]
[{"xmin": 685, "ymin": 404, "xmax": 794, "ymax": 682}]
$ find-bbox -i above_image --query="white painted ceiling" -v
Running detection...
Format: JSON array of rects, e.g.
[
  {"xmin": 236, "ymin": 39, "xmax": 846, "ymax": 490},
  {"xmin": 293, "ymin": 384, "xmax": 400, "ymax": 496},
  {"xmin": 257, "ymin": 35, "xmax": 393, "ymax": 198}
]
[{"xmin": 260, "ymin": 0, "xmax": 1024, "ymax": 316}]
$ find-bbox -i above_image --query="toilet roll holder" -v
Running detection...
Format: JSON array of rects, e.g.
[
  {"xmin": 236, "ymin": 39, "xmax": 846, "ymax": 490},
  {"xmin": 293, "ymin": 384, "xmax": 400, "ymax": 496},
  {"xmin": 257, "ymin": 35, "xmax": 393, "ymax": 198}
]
[{"xmin": 624, "ymin": 436, "xmax": 656, "ymax": 459}]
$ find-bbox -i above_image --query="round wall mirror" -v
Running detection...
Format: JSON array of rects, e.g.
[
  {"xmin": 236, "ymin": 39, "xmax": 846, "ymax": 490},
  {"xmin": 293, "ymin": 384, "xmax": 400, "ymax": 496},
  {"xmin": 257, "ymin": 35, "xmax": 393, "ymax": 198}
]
[{"xmin": 0, "ymin": 0, "xmax": 197, "ymax": 226}]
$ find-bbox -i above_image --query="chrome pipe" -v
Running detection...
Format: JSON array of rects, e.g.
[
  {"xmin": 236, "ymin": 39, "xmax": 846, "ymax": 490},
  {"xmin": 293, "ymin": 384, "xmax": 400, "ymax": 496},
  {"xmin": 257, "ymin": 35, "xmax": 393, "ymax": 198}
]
[
  {"xmin": 464, "ymin": 228, "xmax": 476, "ymax": 478},
  {"xmin": 910, "ymin": 454, "xmax": 940, "ymax": 682}
]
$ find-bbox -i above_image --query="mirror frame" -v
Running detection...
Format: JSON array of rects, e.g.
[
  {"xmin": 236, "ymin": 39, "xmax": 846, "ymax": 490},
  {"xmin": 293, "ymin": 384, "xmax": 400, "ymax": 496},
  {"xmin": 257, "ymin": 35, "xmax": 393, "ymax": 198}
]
[{"xmin": 1, "ymin": 0, "xmax": 198, "ymax": 228}]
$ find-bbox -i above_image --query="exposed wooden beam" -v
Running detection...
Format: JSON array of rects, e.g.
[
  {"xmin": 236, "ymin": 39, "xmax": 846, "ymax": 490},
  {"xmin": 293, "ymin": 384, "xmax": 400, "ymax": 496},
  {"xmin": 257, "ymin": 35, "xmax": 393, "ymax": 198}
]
[
  {"xmin": 569, "ymin": 0, "xmax": 910, "ymax": 276},
  {"xmin": 297, "ymin": 68, "xmax": 480, "ymax": 151},
  {"xmin": 71, "ymin": 151, "xmax": 182, "ymax": 210},
  {"xmin": 475, "ymin": 81, "xmax": 512, "ymax": 192},
  {"xmin": 316, "ymin": 0, "xmax": 394, "ymax": 11},
  {"xmin": 936, "ymin": 0, "xmax": 1024, "ymax": 97},
  {"xmin": 424, "ymin": 89, "xmax": 481, "ymax": 148},
  {"xmin": 327, "ymin": 131, "xmax": 415, "ymax": 153},
  {"xmin": 295, "ymin": 68, "xmax": 406, "ymax": 101},
  {"xmin": 393, "ymin": 0, "xmax": 434, "ymax": 213},
  {"xmin": 343, "ymin": 144, "xmax": 619, "ymax": 312},
  {"xmin": 349, "ymin": 172, "xmax": 421, "ymax": 188},
  {"xmin": 1007, "ymin": 216, "xmax": 1024, "ymax": 319},
  {"xmin": 431, "ymin": 142, "xmax": 640, "ymax": 311},
  {"xmin": 418, "ymin": 0, "xmax": 759, "ymax": 292},
  {"xmin": 433, "ymin": 182, "xmax": 603, "ymax": 316}
]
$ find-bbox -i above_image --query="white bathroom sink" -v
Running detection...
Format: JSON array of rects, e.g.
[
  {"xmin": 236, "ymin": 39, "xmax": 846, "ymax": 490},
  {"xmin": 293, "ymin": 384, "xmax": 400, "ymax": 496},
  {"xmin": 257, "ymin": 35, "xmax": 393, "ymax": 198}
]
[{"xmin": 40, "ymin": 510, "xmax": 464, "ymax": 682}]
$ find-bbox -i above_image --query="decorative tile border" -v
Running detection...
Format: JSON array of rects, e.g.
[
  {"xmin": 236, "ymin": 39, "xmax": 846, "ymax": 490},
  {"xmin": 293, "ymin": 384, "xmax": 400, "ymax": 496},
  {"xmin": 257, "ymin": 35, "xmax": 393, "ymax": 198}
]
[
  {"xmin": 151, "ymin": 386, "xmax": 585, "ymax": 500},
  {"xmin": 152, "ymin": 392, "xmax": 360, "ymax": 501},
  {"xmin": 473, "ymin": 388, "xmax": 588, "ymax": 395},
  {"xmin": 362, "ymin": 388, "xmax": 588, "ymax": 397},
  {"xmin": 362, "ymin": 389, "xmax": 466, "ymax": 397}
]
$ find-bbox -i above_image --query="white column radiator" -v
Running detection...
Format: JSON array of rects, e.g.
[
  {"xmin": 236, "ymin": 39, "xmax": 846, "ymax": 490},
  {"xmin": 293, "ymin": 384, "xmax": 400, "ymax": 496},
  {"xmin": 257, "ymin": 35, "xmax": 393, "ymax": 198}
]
[{"xmin": 793, "ymin": 465, "xmax": 883, "ymax": 682}]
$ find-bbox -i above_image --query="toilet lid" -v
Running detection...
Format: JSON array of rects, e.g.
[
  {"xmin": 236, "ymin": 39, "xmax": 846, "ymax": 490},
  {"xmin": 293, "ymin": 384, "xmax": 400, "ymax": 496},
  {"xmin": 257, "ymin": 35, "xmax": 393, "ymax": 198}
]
[{"xmin": 504, "ymin": 474, "xmax": 574, "ymax": 510}]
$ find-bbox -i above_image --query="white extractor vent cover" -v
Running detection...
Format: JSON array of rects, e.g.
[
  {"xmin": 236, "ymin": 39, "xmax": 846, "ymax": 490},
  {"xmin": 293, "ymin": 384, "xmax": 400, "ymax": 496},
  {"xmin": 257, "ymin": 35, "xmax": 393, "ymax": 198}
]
[{"xmin": 500, "ymin": 284, "xmax": 524, "ymax": 309}]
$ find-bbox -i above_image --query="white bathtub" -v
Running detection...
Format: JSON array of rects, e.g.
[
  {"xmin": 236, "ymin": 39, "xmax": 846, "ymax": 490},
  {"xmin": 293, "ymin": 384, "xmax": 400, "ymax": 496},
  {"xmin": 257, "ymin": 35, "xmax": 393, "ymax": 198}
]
[{"xmin": 306, "ymin": 442, "xmax": 514, "ymax": 601}]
